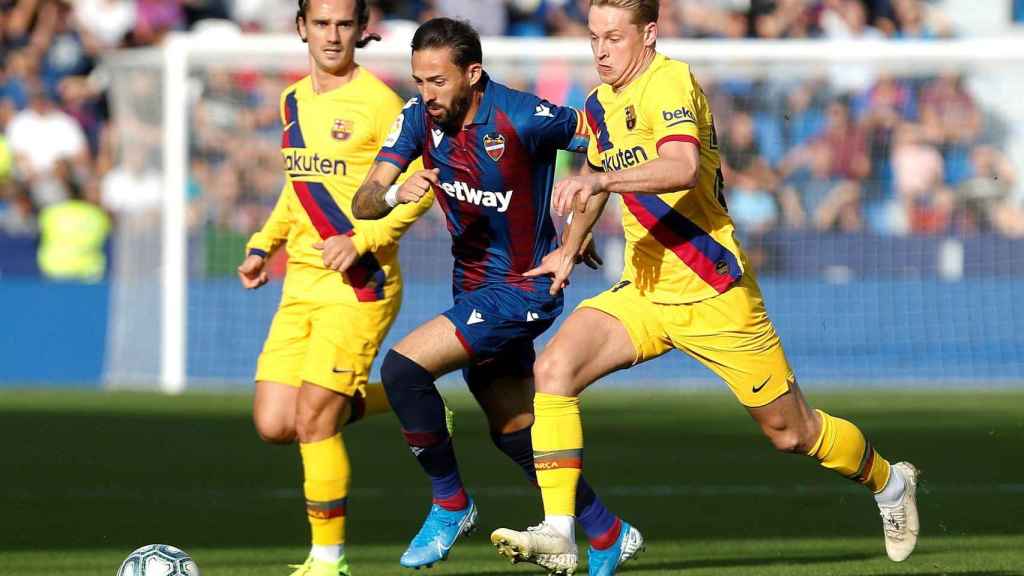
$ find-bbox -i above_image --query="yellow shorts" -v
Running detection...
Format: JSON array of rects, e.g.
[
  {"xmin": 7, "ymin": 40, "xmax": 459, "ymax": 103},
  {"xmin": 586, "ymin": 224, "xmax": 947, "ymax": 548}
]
[
  {"xmin": 578, "ymin": 273, "xmax": 794, "ymax": 407},
  {"xmin": 255, "ymin": 294, "xmax": 400, "ymax": 396}
]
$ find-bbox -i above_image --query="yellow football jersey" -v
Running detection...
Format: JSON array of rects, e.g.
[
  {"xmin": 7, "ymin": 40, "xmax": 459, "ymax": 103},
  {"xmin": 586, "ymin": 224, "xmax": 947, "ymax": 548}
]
[
  {"xmin": 247, "ymin": 68, "xmax": 431, "ymax": 303},
  {"xmin": 585, "ymin": 53, "xmax": 744, "ymax": 304}
]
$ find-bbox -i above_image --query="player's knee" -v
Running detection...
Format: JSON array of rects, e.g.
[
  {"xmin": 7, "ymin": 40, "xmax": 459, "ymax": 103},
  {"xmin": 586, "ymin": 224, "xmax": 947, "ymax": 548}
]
[
  {"xmin": 533, "ymin": 349, "xmax": 575, "ymax": 395},
  {"xmin": 763, "ymin": 426, "xmax": 804, "ymax": 453},
  {"xmin": 294, "ymin": 416, "xmax": 328, "ymax": 443},
  {"xmin": 380, "ymin": 349, "xmax": 434, "ymax": 400},
  {"xmin": 760, "ymin": 417, "xmax": 819, "ymax": 453},
  {"xmin": 253, "ymin": 413, "xmax": 295, "ymax": 444}
]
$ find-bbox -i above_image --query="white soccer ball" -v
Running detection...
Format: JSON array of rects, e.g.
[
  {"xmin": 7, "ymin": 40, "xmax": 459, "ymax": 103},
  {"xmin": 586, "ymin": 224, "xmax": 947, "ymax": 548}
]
[{"xmin": 116, "ymin": 544, "xmax": 200, "ymax": 576}]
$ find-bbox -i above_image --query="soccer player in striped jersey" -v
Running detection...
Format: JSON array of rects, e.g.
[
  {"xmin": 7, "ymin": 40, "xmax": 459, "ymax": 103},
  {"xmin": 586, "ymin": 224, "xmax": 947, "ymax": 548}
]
[
  {"xmin": 351, "ymin": 17, "xmax": 642, "ymax": 573},
  {"xmin": 492, "ymin": 1, "xmax": 920, "ymax": 574},
  {"xmin": 236, "ymin": 1, "xmax": 431, "ymax": 574}
]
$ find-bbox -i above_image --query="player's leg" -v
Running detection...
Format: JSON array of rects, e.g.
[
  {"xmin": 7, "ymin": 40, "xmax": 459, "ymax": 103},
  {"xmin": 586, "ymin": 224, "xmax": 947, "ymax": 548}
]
[
  {"xmin": 254, "ymin": 381, "xmax": 299, "ymax": 443},
  {"xmin": 494, "ymin": 285, "xmax": 665, "ymax": 575},
  {"xmin": 294, "ymin": 381, "xmax": 353, "ymax": 575},
  {"xmin": 379, "ymin": 314, "xmax": 475, "ymax": 568},
  {"xmin": 253, "ymin": 299, "xmax": 309, "ymax": 444},
  {"xmin": 339, "ymin": 382, "xmax": 390, "ymax": 426},
  {"xmin": 681, "ymin": 273, "xmax": 918, "ymax": 562},
  {"xmin": 747, "ymin": 384, "xmax": 919, "ymax": 561},
  {"xmin": 289, "ymin": 299, "xmax": 397, "ymax": 576},
  {"xmin": 469, "ymin": 347, "xmax": 641, "ymax": 576}
]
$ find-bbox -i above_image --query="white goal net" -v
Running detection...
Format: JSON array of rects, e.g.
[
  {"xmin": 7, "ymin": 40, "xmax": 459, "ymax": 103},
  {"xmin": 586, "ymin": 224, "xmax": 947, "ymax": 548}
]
[{"xmin": 101, "ymin": 34, "xmax": 1024, "ymax": 392}]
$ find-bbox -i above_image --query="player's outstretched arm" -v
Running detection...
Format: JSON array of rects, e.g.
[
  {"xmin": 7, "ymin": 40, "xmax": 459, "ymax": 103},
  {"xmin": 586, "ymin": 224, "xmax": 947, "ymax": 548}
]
[
  {"xmin": 352, "ymin": 162, "xmax": 438, "ymax": 220},
  {"xmin": 553, "ymin": 141, "xmax": 699, "ymax": 215},
  {"xmin": 239, "ymin": 186, "xmax": 291, "ymax": 289},
  {"xmin": 528, "ymin": 190, "xmax": 609, "ymax": 295},
  {"xmin": 352, "ymin": 161, "xmax": 403, "ymax": 220},
  {"xmin": 599, "ymin": 140, "xmax": 699, "ymax": 195}
]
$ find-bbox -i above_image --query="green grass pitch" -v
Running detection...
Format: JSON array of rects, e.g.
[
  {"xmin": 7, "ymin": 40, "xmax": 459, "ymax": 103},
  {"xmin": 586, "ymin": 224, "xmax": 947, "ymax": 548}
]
[{"xmin": 2, "ymin": 388, "xmax": 1022, "ymax": 575}]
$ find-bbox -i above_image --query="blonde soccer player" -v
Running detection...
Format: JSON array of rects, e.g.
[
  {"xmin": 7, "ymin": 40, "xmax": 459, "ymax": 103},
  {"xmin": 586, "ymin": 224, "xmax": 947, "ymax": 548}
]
[
  {"xmin": 491, "ymin": 1, "xmax": 920, "ymax": 574},
  {"xmin": 236, "ymin": 1, "xmax": 431, "ymax": 574}
]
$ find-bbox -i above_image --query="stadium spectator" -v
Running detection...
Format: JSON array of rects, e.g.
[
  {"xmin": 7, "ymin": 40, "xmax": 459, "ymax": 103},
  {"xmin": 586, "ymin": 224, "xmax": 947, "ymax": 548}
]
[
  {"xmin": 780, "ymin": 98, "xmax": 867, "ymax": 231},
  {"xmin": 958, "ymin": 145, "xmax": 1018, "ymax": 234},
  {"xmin": 891, "ymin": 122, "xmax": 951, "ymax": 234},
  {"xmin": 426, "ymin": 0, "xmax": 508, "ymax": 36},
  {"xmin": 752, "ymin": 0, "xmax": 819, "ymax": 39},
  {"xmin": 5, "ymin": 83, "xmax": 90, "ymax": 207},
  {"xmin": 823, "ymin": 0, "xmax": 884, "ymax": 94},
  {"xmin": 36, "ymin": 158, "xmax": 110, "ymax": 281},
  {"xmin": 0, "ymin": 49, "xmax": 37, "ymax": 110},
  {"xmin": 722, "ymin": 111, "xmax": 780, "ymax": 233},
  {"xmin": 919, "ymin": 72, "xmax": 982, "ymax": 147},
  {"xmin": 677, "ymin": 0, "xmax": 749, "ymax": 38},
  {"xmin": 133, "ymin": 0, "xmax": 186, "ymax": 45},
  {"xmin": 72, "ymin": 0, "xmax": 136, "ymax": 49},
  {"xmin": 32, "ymin": 0, "xmax": 98, "ymax": 97},
  {"xmin": 883, "ymin": 0, "xmax": 953, "ymax": 38}
]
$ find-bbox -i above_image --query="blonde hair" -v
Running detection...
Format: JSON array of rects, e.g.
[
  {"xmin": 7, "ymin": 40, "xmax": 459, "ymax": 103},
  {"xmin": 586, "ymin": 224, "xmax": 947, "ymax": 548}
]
[{"xmin": 590, "ymin": 0, "xmax": 659, "ymax": 25}]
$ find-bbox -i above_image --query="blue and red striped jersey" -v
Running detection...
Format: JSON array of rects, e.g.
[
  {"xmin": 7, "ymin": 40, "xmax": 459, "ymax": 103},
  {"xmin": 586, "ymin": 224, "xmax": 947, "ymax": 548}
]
[{"xmin": 376, "ymin": 73, "xmax": 588, "ymax": 295}]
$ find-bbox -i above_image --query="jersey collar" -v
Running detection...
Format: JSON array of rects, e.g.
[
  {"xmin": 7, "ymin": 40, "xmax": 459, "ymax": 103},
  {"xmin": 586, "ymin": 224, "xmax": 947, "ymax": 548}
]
[{"xmin": 466, "ymin": 71, "xmax": 494, "ymax": 126}]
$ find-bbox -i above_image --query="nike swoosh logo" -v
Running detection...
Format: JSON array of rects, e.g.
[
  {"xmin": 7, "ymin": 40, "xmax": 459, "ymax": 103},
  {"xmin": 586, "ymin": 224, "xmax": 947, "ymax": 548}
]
[
  {"xmin": 752, "ymin": 376, "xmax": 770, "ymax": 393},
  {"xmin": 282, "ymin": 121, "xmax": 295, "ymax": 132},
  {"xmin": 332, "ymin": 367, "xmax": 353, "ymax": 374}
]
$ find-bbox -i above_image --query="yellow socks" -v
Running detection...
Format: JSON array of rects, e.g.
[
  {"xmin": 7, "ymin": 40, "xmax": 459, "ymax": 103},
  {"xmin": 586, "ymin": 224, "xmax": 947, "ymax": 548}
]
[
  {"xmin": 300, "ymin": 433, "xmax": 350, "ymax": 546},
  {"xmin": 808, "ymin": 409, "xmax": 891, "ymax": 493},
  {"xmin": 532, "ymin": 393, "xmax": 584, "ymax": 517}
]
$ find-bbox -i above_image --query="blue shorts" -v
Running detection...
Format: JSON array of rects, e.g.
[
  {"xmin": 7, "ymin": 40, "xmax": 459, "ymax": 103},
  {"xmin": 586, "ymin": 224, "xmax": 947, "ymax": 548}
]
[{"xmin": 443, "ymin": 283, "xmax": 562, "ymax": 381}]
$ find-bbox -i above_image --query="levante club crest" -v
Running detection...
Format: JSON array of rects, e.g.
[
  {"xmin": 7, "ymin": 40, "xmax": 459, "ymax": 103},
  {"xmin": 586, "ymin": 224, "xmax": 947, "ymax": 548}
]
[
  {"xmin": 483, "ymin": 132, "xmax": 506, "ymax": 161},
  {"xmin": 331, "ymin": 119, "xmax": 352, "ymax": 141}
]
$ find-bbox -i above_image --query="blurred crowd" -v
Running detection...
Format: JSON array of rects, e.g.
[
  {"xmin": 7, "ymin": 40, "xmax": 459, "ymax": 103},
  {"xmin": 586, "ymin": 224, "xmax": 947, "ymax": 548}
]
[{"xmin": 2, "ymin": 0, "xmax": 1023, "ymax": 281}]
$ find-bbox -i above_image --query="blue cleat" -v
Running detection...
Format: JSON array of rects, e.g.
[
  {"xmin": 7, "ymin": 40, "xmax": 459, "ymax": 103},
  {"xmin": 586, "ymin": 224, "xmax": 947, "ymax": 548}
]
[
  {"xmin": 399, "ymin": 499, "xmax": 478, "ymax": 569},
  {"xmin": 586, "ymin": 521, "xmax": 645, "ymax": 576}
]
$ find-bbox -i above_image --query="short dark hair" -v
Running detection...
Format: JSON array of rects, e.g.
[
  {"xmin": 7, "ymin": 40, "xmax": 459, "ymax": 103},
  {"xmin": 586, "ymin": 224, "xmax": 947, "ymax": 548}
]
[
  {"xmin": 411, "ymin": 18, "xmax": 482, "ymax": 69},
  {"xmin": 296, "ymin": 0, "xmax": 379, "ymax": 48}
]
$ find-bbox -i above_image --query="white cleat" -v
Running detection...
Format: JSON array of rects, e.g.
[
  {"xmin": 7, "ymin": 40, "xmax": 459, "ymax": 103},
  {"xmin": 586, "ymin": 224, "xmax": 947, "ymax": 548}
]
[
  {"xmin": 878, "ymin": 461, "xmax": 920, "ymax": 562},
  {"xmin": 491, "ymin": 523, "xmax": 579, "ymax": 575}
]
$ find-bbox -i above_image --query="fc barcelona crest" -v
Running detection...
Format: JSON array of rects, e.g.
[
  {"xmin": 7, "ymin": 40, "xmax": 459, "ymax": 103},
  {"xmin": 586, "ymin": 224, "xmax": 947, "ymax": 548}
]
[
  {"xmin": 483, "ymin": 132, "xmax": 506, "ymax": 161},
  {"xmin": 331, "ymin": 119, "xmax": 353, "ymax": 141},
  {"xmin": 625, "ymin": 105, "xmax": 637, "ymax": 131}
]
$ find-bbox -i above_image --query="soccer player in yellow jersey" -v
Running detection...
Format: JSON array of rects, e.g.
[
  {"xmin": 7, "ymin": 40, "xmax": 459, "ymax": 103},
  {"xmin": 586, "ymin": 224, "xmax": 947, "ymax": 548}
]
[
  {"xmin": 236, "ymin": 1, "xmax": 431, "ymax": 574},
  {"xmin": 492, "ymin": 1, "xmax": 920, "ymax": 574}
]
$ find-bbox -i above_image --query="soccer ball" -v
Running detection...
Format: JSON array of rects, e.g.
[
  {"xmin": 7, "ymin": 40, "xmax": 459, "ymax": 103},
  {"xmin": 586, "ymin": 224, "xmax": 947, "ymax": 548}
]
[{"xmin": 116, "ymin": 544, "xmax": 200, "ymax": 576}]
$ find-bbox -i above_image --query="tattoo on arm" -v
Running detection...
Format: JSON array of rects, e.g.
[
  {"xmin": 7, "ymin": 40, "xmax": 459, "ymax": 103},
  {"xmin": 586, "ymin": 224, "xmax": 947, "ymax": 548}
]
[{"xmin": 352, "ymin": 180, "xmax": 392, "ymax": 220}]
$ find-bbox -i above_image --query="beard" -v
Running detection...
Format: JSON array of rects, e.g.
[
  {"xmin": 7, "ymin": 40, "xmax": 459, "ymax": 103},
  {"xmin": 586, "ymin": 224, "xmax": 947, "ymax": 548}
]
[{"xmin": 433, "ymin": 89, "xmax": 472, "ymax": 133}]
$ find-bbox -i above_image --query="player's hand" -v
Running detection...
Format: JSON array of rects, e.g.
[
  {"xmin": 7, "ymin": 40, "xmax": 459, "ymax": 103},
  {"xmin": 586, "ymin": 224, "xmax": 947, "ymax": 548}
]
[
  {"xmin": 552, "ymin": 172, "xmax": 605, "ymax": 216},
  {"xmin": 578, "ymin": 232, "xmax": 603, "ymax": 270},
  {"xmin": 314, "ymin": 234, "xmax": 359, "ymax": 274},
  {"xmin": 237, "ymin": 254, "xmax": 269, "ymax": 290},
  {"xmin": 524, "ymin": 246, "xmax": 577, "ymax": 296},
  {"xmin": 397, "ymin": 168, "xmax": 440, "ymax": 204}
]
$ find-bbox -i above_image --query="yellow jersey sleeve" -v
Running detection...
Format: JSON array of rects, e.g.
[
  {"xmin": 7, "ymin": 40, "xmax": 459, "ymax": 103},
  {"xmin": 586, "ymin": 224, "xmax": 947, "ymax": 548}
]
[
  {"xmin": 246, "ymin": 184, "xmax": 291, "ymax": 257},
  {"xmin": 640, "ymin": 63, "xmax": 702, "ymax": 152}
]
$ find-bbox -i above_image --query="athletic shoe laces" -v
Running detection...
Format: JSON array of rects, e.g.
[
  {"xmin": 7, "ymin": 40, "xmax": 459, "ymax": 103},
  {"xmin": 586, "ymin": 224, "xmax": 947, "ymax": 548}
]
[{"xmin": 880, "ymin": 506, "xmax": 906, "ymax": 539}]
